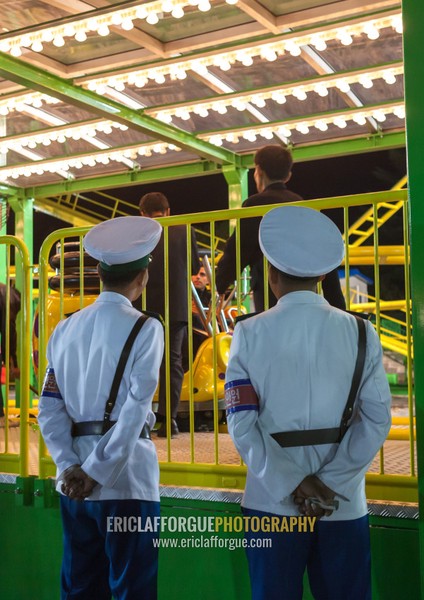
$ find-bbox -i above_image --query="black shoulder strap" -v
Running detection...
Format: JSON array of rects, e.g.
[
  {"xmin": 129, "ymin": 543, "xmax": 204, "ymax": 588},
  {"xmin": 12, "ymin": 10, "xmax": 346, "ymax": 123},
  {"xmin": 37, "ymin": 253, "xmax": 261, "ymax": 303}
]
[
  {"xmin": 102, "ymin": 315, "xmax": 149, "ymax": 433},
  {"xmin": 270, "ymin": 314, "xmax": 367, "ymax": 448},
  {"xmin": 339, "ymin": 315, "xmax": 367, "ymax": 440}
]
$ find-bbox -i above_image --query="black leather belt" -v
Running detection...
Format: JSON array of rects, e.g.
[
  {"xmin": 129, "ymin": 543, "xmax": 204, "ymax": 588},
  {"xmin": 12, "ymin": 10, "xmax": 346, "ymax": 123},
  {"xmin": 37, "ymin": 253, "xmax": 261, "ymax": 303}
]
[
  {"xmin": 71, "ymin": 421, "xmax": 151, "ymax": 440},
  {"xmin": 271, "ymin": 427, "xmax": 342, "ymax": 448}
]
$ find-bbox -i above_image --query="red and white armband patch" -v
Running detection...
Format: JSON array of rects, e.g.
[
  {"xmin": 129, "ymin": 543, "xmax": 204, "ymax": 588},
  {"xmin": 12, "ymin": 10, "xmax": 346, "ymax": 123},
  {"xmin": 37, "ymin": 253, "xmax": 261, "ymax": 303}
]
[
  {"xmin": 225, "ymin": 379, "xmax": 259, "ymax": 415},
  {"xmin": 41, "ymin": 368, "xmax": 63, "ymax": 400}
]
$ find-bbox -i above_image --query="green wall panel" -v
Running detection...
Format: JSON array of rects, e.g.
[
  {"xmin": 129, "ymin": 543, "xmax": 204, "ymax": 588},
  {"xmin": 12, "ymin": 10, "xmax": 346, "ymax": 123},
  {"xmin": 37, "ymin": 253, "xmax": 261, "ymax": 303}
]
[{"xmin": 0, "ymin": 485, "xmax": 419, "ymax": 600}]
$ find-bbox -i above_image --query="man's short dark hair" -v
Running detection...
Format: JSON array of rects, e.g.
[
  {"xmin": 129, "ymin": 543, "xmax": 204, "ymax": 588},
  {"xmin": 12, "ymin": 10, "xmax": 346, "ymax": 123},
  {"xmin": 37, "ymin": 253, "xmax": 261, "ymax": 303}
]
[
  {"xmin": 254, "ymin": 145, "xmax": 293, "ymax": 181},
  {"xmin": 139, "ymin": 192, "xmax": 169, "ymax": 216},
  {"xmin": 98, "ymin": 265, "xmax": 147, "ymax": 287}
]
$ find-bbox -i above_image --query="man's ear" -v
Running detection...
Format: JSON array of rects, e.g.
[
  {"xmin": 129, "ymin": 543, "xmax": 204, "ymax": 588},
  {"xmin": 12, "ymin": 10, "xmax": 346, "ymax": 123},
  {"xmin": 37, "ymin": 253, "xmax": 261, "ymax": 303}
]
[
  {"xmin": 165, "ymin": 208, "xmax": 171, "ymax": 216},
  {"xmin": 283, "ymin": 171, "xmax": 292, "ymax": 184}
]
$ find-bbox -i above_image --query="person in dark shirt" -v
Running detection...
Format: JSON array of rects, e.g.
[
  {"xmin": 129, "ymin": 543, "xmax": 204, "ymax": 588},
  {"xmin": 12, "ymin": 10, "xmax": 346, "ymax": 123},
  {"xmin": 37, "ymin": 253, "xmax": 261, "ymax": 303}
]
[
  {"xmin": 137, "ymin": 193, "xmax": 200, "ymax": 438},
  {"xmin": 216, "ymin": 145, "xmax": 346, "ymax": 312}
]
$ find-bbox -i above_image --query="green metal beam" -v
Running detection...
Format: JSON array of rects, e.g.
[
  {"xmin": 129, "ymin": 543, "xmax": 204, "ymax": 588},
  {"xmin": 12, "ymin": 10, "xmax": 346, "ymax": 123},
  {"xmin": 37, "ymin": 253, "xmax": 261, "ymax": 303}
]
[
  {"xmin": 0, "ymin": 52, "xmax": 237, "ymax": 166},
  {"xmin": 222, "ymin": 166, "xmax": 249, "ymax": 210},
  {"xmin": 0, "ymin": 183, "xmax": 24, "ymax": 198},
  {"xmin": 403, "ymin": 0, "xmax": 424, "ymax": 597}
]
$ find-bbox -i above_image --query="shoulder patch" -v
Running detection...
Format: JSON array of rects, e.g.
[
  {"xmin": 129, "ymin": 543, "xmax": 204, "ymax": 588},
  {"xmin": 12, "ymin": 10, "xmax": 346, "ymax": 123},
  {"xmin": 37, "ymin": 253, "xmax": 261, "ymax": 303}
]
[{"xmin": 41, "ymin": 368, "xmax": 63, "ymax": 400}]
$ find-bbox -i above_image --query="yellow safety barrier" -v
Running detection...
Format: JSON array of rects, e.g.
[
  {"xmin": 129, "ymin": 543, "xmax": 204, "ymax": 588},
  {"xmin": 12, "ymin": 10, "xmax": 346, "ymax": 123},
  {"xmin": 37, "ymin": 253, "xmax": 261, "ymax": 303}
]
[
  {"xmin": 35, "ymin": 188, "xmax": 416, "ymax": 502},
  {"xmin": 0, "ymin": 236, "xmax": 31, "ymax": 477}
]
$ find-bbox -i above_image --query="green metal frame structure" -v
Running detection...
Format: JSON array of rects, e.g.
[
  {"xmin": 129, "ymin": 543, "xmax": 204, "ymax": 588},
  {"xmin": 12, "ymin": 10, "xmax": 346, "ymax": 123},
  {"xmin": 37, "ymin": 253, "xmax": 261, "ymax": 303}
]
[{"xmin": 403, "ymin": 0, "xmax": 424, "ymax": 594}]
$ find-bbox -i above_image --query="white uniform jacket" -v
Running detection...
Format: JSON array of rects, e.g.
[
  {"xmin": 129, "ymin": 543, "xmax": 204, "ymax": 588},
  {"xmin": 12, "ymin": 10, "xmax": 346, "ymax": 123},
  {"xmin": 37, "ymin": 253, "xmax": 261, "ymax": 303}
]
[
  {"xmin": 38, "ymin": 291, "xmax": 164, "ymax": 501},
  {"xmin": 226, "ymin": 291, "xmax": 391, "ymax": 520}
]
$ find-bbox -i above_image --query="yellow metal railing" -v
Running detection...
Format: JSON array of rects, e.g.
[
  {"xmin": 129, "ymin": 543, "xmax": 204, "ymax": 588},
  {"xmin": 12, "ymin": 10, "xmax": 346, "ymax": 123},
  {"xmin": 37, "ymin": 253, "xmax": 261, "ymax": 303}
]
[
  {"xmin": 35, "ymin": 188, "xmax": 415, "ymax": 501},
  {"xmin": 0, "ymin": 236, "xmax": 31, "ymax": 477},
  {"xmin": 347, "ymin": 175, "xmax": 407, "ymax": 247}
]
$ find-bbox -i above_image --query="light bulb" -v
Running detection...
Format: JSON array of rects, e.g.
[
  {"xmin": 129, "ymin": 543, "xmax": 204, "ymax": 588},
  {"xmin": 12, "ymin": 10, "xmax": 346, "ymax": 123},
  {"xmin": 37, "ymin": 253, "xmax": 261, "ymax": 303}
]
[
  {"xmin": 172, "ymin": 6, "xmax": 185, "ymax": 18},
  {"xmin": 337, "ymin": 80, "xmax": 350, "ymax": 93},
  {"xmin": 383, "ymin": 71, "xmax": 397, "ymax": 85},
  {"xmin": 393, "ymin": 106, "xmax": 405, "ymax": 119},
  {"xmin": 53, "ymin": 35, "xmax": 65, "ymax": 47},
  {"xmin": 333, "ymin": 117, "xmax": 347, "ymax": 128},
  {"xmin": 296, "ymin": 123, "xmax": 309, "ymax": 135},
  {"xmin": 372, "ymin": 110, "xmax": 386, "ymax": 122},
  {"xmin": 75, "ymin": 30, "xmax": 87, "ymax": 42},
  {"xmin": 285, "ymin": 41, "xmax": 301, "ymax": 56},
  {"xmin": 97, "ymin": 24, "xmax": 110, "ymax": 36},
  {"xmin": 10, "ymin": 45, "xmax": 22, "ymax": 57},
  {"xmin": 363, "ymin": 23, "xmax": 379, "ymax": 40},
  {"xmin": 31, "ymin": 40, "xmax": 43, "ymax": 52},
  {"xmin": 359, "ymin": 75, "xmax": 373, "ymax": 89},
  {"xmin": 198, "ymin": 0, "xmax": 211, "ymax": 11},
  {"xmin": 261, "ymin": 47, "xmax": 277, "ymax": 61},
  {"xmin": 337, "ymin": 30, "xmax": 353, "ymax": 45},
  {"xmin": 162, "ymin": 0, "xmax": 174, "ymax": 12},
  {"xmin": 293, "ymin": 88, "xmax": 307, "ymax": 101},
  {"xmin": 315, "ymin": 120, "xmax": 328, "ymax": 131},
  {"xmin": 353, "ymin": 114, "xmax": 367, "ymax": 125},
  {"xmin": 121, "ymin": 19, "xmax": 134, "ymax": 31},
  {"xmin": 314, "ymin": 84, "xmax": 328, "ymax": 97},
  {"xmin": 271, "ymin": 92, "xmax": 286, "ymax": 104},
  {"xmin": 311, "ymin": 36, "xmax": 327, "ymax": 51},
  {"xmin": 146, "ymin": 12, "xmax": 159, "ymax": 25},
  {"xmin": 278, "ymin": 126, "xmax": 291, "ymax": 137}
]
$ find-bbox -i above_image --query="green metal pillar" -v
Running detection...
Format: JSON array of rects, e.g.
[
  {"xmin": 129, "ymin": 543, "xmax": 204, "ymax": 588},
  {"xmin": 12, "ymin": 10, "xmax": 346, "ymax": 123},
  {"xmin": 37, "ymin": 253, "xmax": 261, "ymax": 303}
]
[
  {"xmin": 222, "ymin": 165, "xmax": 249, "ymax": 210},
  {"xmin": 0, "ymin": 198, "xmax": 7, "ymax": 278},
  {"xmin": 402, "ymin": 1, "xmax": 424, "ymax": 597},
  {"xmin": 8, "ymin": 197, "xmax": 34, "ymax": 406}
]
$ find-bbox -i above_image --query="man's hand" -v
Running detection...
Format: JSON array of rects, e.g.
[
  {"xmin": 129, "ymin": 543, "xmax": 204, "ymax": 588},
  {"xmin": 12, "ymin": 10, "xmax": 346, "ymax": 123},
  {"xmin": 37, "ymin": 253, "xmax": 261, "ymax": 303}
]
[
  {"xmin": 292, "ymin": 475, "xmax": 337, "ymax": 519},
  {"xmin": 60, "ymin": 465, "xmax": 98, "ymax": 501}
]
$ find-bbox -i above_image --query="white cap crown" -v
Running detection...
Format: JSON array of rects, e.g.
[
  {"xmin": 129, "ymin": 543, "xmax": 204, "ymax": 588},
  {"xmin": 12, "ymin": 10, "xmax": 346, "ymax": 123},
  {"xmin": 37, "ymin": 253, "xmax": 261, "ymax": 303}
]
[{"xmin": 259, "ymin": 206, "xmax": 344, "ymax": 277}]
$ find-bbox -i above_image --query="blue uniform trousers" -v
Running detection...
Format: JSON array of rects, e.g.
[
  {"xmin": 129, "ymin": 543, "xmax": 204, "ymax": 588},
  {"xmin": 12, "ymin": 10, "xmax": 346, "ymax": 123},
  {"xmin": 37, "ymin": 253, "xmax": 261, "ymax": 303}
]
[
  {"xmin": 242, "ymin": 507, "xmax": 371, "ymax": 600},
  {"xmin": 60, "ymin": 496, "xmax": 160, "ymax": 600}
]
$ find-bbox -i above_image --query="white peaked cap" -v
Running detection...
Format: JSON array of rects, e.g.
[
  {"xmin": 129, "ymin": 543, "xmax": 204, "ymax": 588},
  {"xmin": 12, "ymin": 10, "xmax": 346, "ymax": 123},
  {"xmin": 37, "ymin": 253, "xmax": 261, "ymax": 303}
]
[
  {"xmin": 83, "ymin": 216, "xmax": 162, "ymax": 270},
  {"xmin": 259, "ymin": 206, "xmax": 344, "ymax": 277}
]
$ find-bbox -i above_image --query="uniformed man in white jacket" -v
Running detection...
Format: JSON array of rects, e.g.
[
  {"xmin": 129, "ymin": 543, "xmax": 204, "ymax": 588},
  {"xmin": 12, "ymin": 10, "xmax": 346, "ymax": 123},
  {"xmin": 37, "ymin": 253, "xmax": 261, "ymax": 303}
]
[
  {"xmin": 225, "ymin": 206, "xmax": 391, "ymax": 600},
  {"xmin": 38, "ymin": 216, "xmax": 164, "ymax": 600}
]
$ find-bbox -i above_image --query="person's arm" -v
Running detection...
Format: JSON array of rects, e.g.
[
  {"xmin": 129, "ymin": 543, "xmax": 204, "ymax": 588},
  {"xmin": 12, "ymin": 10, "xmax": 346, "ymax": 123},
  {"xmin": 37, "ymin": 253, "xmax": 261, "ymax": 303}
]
[
  {"xmin": 322, "ymin": 268, "xmax": 346, "ymax": 310},
  {"xmin": 216, "ymin": 209, "xmax": 261, "ymax": 295},
  {"xmin": 38, "ymin": 328, "xmax": 82, "ymax": 477},
  {"xmin": 190, "ymin": 227, "xmax": 200, "ymax": 276},
  {"xmin": 80, "ymin": 319, "xmax": 164, "ymax": 487},
  {"xmin": 316, "ymin": 321, "xmax": 391, "ymax": 499}
]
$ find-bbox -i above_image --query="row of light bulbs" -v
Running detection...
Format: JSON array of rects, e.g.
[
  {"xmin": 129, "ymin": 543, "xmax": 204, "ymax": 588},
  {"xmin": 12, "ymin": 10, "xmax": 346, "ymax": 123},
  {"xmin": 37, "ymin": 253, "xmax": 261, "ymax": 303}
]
[
  {"xmin": 0, "ymin": 93, "xmax": 60, "ymax": 116},
  {"xmin": 0, "ymin": 121, "xmax": 129, "ymax": 154},
  {"xmin": 0, "ymin": 66, "xmax": 403, "ymax": 155},
  {"xmin": 199, "ymin": 103, "xmax": 405, "ymax": 146},
  {"xmin": 151, "ymin": 65, "xmax": 403, "ymax": 123},
  {"xmin": 85, "ymin": 13, "xmax": 403, "ymax": 92},
  {"xmin": 0, "ymin": 1, "xmax": 238, "ymax": 56},
  {"xmin": 0, "ymin": 103, "xmax": 405, "ymax": 182},
  {"xmin": 0, "ymin": 143, "xmax": 182, "ymax": 180}
]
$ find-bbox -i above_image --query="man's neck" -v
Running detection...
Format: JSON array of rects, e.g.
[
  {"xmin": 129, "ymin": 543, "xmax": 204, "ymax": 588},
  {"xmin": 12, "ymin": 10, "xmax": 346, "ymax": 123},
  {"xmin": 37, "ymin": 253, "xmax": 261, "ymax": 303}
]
[{"xmin": 265, "ymin": 179, "xmax": 284, "ymax": 188}]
